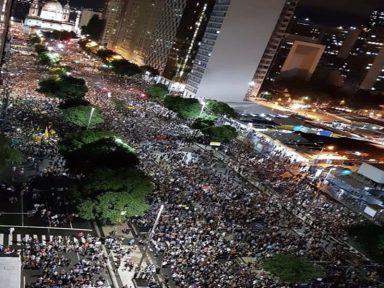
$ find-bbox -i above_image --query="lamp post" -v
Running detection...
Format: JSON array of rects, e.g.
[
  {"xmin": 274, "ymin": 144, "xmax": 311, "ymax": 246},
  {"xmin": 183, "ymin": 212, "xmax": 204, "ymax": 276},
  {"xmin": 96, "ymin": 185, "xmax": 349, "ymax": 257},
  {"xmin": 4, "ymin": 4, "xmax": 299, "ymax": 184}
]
[
  {"xmin": 86, "ymin": 107, "xmax": 95, "ymax": 130},
  {"xmin": 199, "ymin": 99, "xmax": 206, "ymax": 116},
  {"xmin": 324, "ymin": 167, "xmax": 336, "ymax": 182},
  {"xmin": 138, "ymin": 205, "xmax": 164, "ymax": 270}
]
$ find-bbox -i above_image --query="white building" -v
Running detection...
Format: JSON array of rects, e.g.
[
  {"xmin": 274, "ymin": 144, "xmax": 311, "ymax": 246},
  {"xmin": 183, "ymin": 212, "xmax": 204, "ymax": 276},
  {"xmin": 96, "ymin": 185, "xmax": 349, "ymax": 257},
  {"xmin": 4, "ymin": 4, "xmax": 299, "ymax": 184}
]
[
  {"xmin": 24, "ymin": 0, "xmax": 76, "ymax": 33},
  {"xmin": 185, "ymin": 0, "xmax": 296, "ymax": 103}
]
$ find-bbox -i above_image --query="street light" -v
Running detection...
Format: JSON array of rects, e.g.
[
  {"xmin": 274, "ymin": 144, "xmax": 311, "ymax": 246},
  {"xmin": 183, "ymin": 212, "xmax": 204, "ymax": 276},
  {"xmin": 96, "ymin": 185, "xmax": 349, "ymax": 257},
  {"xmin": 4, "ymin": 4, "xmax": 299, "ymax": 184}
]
[
  {"xmin": 199, "ymin": 99, "xmax": 206, "ymax": 116},
  {"xmin": 86, "ymin": 107, "xmax": 95, "ymax": 130},
  {"xmin": 315, "ymin": 145, "xmax": 335, "ymax": 164}
]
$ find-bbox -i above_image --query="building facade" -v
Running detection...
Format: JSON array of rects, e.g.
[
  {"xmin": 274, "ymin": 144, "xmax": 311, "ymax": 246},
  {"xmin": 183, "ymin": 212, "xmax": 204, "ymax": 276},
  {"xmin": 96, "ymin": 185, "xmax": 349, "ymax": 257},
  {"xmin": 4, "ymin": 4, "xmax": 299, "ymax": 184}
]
[
  {"xmin": 101, "ymin": 0, "xmax": 125, "ymax": 45},
  {"xmin": 77, "ymin": 9, "xmax": 102, "ymax": 32},
  {"xmin": 246, "ymin": 0, "xmax": 299, "ymax": 100},
  {"xmin": 24, "ymin": 0, "xmax": 75, "ymax": 33},
  {"xmin": 185, "ymin": 0, "xmax": 293, "ymax": 102},
  {"xmin": 0, "ymin": 0, "xmax": 12, "ymax": 63}
]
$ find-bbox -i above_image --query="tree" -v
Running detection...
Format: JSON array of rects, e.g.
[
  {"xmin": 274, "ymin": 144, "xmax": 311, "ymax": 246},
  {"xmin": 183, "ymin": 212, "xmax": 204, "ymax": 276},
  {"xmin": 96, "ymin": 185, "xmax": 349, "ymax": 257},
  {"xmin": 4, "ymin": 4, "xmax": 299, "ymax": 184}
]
[
  {"xmin": 62, "ymin": 105, "xmax": 104, "ymax": 129},
  {"xmin": 110, "ymin": 59, "xmax": 142, "ymax": 76},
  {"xmin": 77, "ymin": 199, "xmax": 97, "ymax": 220},
  {"xmin": 191, "ymin": 117, "xmax": 215, "ymax": 130},
  {"xmin": 82, "ymin": 15, "xmax": 105, "ymax": 41},
  {"xmin": 163, "ymin": 95, "xmax": 203, "ymax": 119},
  {"xmin": 30, "ymin": 34, "xmax": 41, "ymax": 45},
  {"xmin": 145, "ymin": 84, "xmax": 169, "ymax": 101},
  {"xmin": 202, "ymin": 125, "xmax": 238, "ymax": 143},
  {"xmin": 60, "ymin": 130, "xmax": 115, "ymax": 154},
  {"xmin": 38, "ymin": 52, "xmax": 60, "ymax": 66},
  {"xmin": 38, "ymin": 74, "xmax": 88, "ymax": 102},
  {"xmin": 96, "ymin": 49, "xmax": 116, "ymax": 61},
  {"xmin": 65, "ymin": 137, "xmax": 139, "ymax": 172},
  {"xmin": 81, "ymin": 169, "xmax": 153, "ymax": 196},
  {"xmin": 206, "ymin": 100, "xmax": 237, "ymax": 118},
  {"xmin": 263, "ymin": 254, "xmax": 324, "ymax": 284},
  {"xmin": 0, "ymin": 134, "xmax": 24, "ymax": 182},
  {"xmin": 34, "ymin": 43, "xmax": 47, "ymax": 54},
  {"xmin": 347, "ymin": 223, "xmax": 384, "ymax": 263}
]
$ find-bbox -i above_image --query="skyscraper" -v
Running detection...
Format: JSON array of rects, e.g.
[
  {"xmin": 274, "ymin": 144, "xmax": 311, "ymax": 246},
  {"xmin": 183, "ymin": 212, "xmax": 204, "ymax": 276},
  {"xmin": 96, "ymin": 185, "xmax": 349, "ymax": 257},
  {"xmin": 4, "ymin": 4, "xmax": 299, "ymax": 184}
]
[
  {"xmin": 369, "ymin": 9, "xmax": 384, "ymax": 28},
  {"xmin": 101, "ymin": 0, "xmax": 125, "ymax": 45},
  {"xmin": 185, "ymin": 0, "xmax": 297, "ymax": 102},
  {"xmin": 246, "ymin": 0, "xmax": 299, "ymax": 100}
]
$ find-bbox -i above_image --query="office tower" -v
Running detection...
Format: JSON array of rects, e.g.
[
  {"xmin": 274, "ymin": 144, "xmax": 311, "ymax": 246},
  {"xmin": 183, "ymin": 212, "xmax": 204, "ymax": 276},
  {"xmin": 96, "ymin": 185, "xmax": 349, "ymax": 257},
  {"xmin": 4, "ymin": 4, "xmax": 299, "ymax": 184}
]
[
  {"xmin": 108, "ymin": 0, "xmax": 164, "ymax": 66},
  {"xmin": 101, "ymin": 0, "xmax": 125, "ymax": 45},
  {"xmin": 246, "ymin": 0, "xmax": 299, "ymax": 100},
  {"xmin": 279, "ymin": 41, "xmax": 325, "ymax": 80},
  {"xmin": 161, "ymin": 0, "xmax": 216, "ymax": 82},
  {"xmin": 0, "ymin": 0, "xmax": 12, "ymax": 63},
  {"xmin": 185, "ymin": 0, "xmax": 297, "ymax": 102},
  {"xmin": 369, "ymin": 9, "xmax": 384, "ymax": 28}
]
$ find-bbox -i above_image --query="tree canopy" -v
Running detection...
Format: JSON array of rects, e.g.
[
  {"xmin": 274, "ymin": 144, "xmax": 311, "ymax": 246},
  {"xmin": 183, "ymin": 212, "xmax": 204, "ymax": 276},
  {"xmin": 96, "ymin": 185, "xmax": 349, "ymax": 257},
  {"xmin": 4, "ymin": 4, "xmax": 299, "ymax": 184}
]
[
  {"xmin": 163, "ymin": 95, "xmax": 203, "ymax": 119},
  {"xmin": 64, "ymin": 137, "xmax": 139, "ymax": 172},
  {"xmin": 38, "ymin": 52, "xmax": 60, "ymax": 66},
  {"xmin": 62, "ymin": 105, "xmax": 104, "ymax": 129},
  {"xmin": 110, "ymin": 59, "xmax": 142, "ymax": 76},
  {"xmin": 347, "ymin": 223, "xmax": 384, "ymax": 264},
  {"xmin": 0, "ymin": 134, "xmax": 24, "ymax": 182},
  {"xmin": 38, "ymin": 74, "xmax": 88, "ymax": 102},
  {"xmin": 206, "ymin": 100, "xmax": 237, "ymax": 118},
  {"xmin": 82, "ymin": 15, "xmax": 105, "ymax": 41},
  {"xmin": 263, "ymin": 254, "xmax": 324, "ymax": 284},
  {"xmin": 60, "ymin": 130, "xmax": 115, "ymax": 154},
  {"xmin": 146, "ymin": 84, "xmax": 169, "ymax": 101},
  {"xmin": 202, "ymin": 125, "xmax": 238, "ymax": 143}
]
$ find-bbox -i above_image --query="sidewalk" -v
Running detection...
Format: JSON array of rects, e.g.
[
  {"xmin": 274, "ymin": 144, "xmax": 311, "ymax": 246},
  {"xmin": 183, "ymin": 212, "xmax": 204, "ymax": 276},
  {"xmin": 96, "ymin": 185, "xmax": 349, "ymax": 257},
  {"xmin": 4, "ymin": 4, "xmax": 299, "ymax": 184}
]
[{"xmin": 102, "ymin": 225, "xmax": 143, "ymax": 288}]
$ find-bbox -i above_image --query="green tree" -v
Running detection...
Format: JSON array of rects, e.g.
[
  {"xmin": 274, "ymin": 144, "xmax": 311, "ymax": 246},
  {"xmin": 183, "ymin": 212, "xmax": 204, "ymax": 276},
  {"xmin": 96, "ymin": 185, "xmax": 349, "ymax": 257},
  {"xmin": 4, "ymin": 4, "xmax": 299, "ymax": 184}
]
[
  {"xmin": 65, "ymin": 138, "xmax": 139, "ymax": 172},
  {"xmin": 38, "ymin": 74, "xmax": 88, "ymax": 102},
  {"xmin": 30, "ymin": 34, "xmax": 41, "ymax": 45},
  {"xmin": 77, "ymin": 199, "xmax": 97, "ymax": 220},
  {"xmin": 203, "ymin": 125, "xmax": 237, "ymax": 143},
  {"xmin": 34, "ymin": 43, "xmax": 47, "ymax": 54},
  {"xmin": 191, "ymin": 117, "xmax": 216, "ymax": 130},
  {"xmin": 110, "ymin": 59, "xmax": 142, "ymax": 76},
  {"xmin": 82, "ymin": 15, "xmax": 105, "ymax": 41},
  {"xmin": 206, "ymin": 100, "xmax": 237, "ymax": 118},
  {"xmin": 38, "ymin": 52, "xmax": 60, "ymax": 66},
  {"xmin": 62, "ymin": 105, "xmax": 104, "ymax": 129},
  {"xmin": 81, "ymin": 169, "xmax": 153, "ymax": 196},
  {"xmin": 60, "ymin": 130, "xmax": 115, "ymax": 154},
  {"xmin": 145, "ymin": 84, "xmax": 169, "ymax": 101},
  {"xmin": 163, "ymin": 95, "xmax": 203, "ymax": 119},
  {"xmin": 263, "ymin": 254, "xmax": 324, "ymax": 284},
  {"xmin": 0, "ymin": 134, "xmax": 24, "ymax": 182}
]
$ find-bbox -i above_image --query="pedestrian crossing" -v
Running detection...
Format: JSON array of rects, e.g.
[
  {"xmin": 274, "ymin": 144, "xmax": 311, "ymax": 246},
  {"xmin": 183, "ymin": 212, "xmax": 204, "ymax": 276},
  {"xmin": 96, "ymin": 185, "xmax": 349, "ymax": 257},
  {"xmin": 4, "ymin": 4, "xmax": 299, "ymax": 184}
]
[{"xmin": 0, "ymin": 233, "xmax": 80, "ymax": 247}]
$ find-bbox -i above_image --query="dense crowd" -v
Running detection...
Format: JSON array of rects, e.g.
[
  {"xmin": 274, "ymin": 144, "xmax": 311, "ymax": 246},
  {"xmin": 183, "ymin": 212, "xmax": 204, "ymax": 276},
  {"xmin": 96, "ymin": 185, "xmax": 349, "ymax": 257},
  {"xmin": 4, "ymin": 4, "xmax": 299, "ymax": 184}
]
[{"xmin": 1, "ymin": 28, "xmax": 384, "ymax": 288}]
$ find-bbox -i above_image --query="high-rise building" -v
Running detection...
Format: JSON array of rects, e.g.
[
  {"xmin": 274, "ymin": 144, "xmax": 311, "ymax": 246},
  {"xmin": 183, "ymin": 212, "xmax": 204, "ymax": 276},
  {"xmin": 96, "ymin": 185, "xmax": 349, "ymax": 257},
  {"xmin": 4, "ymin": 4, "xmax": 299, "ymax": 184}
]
[
  {"xmin": 0, "ymin": 0, "xmax": 12, "ymax": 63},
  {"xmin": 161, "ymin": 0, "xmax": 216, "ymax": 81},
  {"xmin": 369, "ymin": 9, "xmax": 384, "ymax": 28},
  {"xmin": 279, "ymin": 41, "xmax": 325, "ymax": 80},
  {"xmin": 101, "ymin": 0, "xmax": 125, "ymax": 45},
  {"xmin": 246, "ymin": 0, "xmax": 299, "ymax": 100},
  {"xmin": 108, "ymin": 0, "xmax": 164, "ymax": 66},
  {"xmin": 185, "ymin": 0, "xmax": 296, "ymax": 102}
]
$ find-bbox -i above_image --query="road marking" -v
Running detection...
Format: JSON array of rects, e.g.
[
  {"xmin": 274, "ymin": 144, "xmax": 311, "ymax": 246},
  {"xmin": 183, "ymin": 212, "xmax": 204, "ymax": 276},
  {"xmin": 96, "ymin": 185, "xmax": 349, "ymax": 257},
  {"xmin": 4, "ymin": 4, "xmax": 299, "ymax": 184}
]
[
  {"xmin": 42, "ymin": 235, "xmax": 46, "ymax": 245},
  {"xmin": 0, "ymin": 234, "xmax": 3, "ymax": 245},
  {"xmin": 33, "ymin": 234, "xmax": 38, "ymax": 240},
  {"xmin": 25, "ymin": 234, "xmax": 29, "ymax": 241},
  {"xmin": 8, "ymin": 234, "xmax": 12, "ymax": 246},
  {"xmin": 49, "ymin": 235, "xmax": 53, "ymax": 242},
  {"xmin": 0, "ymin": 225, "xmax": 92, "ymax": 231},
  {"xmin": 17, "ymin": 234, "xmax": 21, "ymax": 243}
]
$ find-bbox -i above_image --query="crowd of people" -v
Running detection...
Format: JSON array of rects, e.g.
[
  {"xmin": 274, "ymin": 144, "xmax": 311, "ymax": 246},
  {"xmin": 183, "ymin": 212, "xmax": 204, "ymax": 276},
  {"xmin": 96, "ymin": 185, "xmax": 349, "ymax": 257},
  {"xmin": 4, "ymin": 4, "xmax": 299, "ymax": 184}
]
[{"xmin": 1, "ymin": 26, "xmax": 384, "ymax": 288}]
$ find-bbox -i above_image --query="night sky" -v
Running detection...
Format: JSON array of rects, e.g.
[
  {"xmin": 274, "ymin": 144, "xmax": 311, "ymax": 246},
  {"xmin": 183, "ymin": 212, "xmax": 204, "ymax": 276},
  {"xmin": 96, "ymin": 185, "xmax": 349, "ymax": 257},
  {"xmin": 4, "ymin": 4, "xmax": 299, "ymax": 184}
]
[
  {"xmin": 297, "ymin": 0, "xmax": 383, "ymax": 25},
  {"xmin": 12, "ymin": 0, "xmax": 384, "ymax": 26}
]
